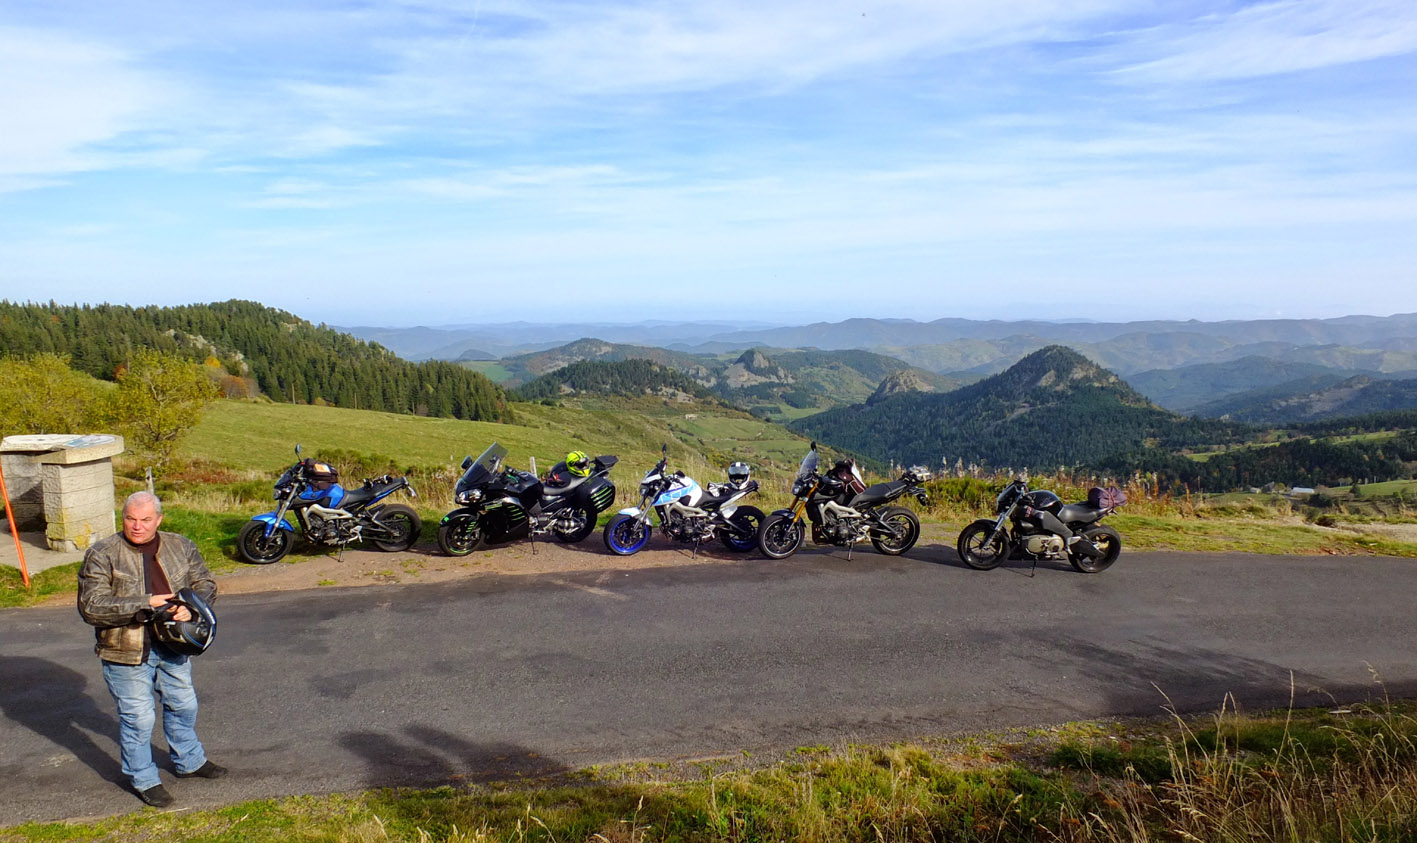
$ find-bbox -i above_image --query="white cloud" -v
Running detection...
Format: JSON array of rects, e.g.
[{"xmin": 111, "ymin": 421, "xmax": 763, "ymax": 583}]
[
  {"xmin": 0, "ymin": 26, "xmax": 175, "ymax": 184},
  {"xmin": 1116, "ymin": 0, "xmax": 1417, "ymax": 82}
]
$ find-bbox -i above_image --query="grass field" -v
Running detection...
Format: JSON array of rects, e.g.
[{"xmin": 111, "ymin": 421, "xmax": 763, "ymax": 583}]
[
  {"xmin": 179, "ymin": 399, "xmax": 812, "ymax": 482},
  {"xmin": 456, "ymin": 361, "xmax": 514, "ymax": 383}
]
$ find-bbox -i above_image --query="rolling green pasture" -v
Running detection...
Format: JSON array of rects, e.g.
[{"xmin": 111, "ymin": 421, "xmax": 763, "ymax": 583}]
[
  {"xmin": 178, "ymin": 399, "xmax": 810, "ymax": 484},
  {"xmin": 1354, "ymin": 478, "xmax": 1417, "ymax": 498},
  {"xmin": 456, "ymin": 360, "xmax": 514, "ymax": 383}
]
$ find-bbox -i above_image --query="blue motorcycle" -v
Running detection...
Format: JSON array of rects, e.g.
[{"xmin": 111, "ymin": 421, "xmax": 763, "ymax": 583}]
[{"xmin": 237, "ymin": 445, "xmax": 421, "ymax": 564}]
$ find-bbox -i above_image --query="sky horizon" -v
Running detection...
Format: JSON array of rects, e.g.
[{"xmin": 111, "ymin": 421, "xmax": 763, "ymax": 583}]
[{"xmin": 3, "ymin": 1, "xmax": 1415, "ymax": 327}]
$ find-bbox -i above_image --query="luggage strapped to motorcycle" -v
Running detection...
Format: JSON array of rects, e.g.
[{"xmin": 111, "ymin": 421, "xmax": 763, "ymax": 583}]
[{"xmin": 1087, "ymin": 486, "xmax": 1127, "ymax": 509}]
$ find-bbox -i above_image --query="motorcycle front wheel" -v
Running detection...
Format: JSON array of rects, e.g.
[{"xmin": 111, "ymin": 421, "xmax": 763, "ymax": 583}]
[
  {"xmin": 758, "ymin": 513, "xmax": 805, "ymax": 559},
  {"xmin": 437, "ymin": 513, "xmax": 484, "ymax": 556},
  {"xmin": 956, "ymin": 520, "xmax": 1009, "ymax": 570},
  {"xmin": 1070, "ymin": 525, "xmax": 1122, "ymax": 574},
  {"xmin": 719, "ymin": 505, "xmax": 765, "ymax": 553},
  {"xmin": 237, "ymin": 520, "xmax": 294, "ymax": 564},
  {"xmin": 870, "ymin": 506, "xmax": 920, "ymax": 556},
  {"xmin": 553, "ymin": 505, "xmax": 597, "ymax": 543},
  {"xmin": 603, "ymin": 514, "xmax": 651, "ymax": 555},
  {"xmin": 370, "ymin": 504, "xmax": 421, "ymax": 552}
]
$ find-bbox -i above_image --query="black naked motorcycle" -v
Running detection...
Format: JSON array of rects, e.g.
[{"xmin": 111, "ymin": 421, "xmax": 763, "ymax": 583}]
[
  {"xmin": 758, "ymin": 443, "xmax": 930, "ymax": 560},
  {"xmin": 237, "ymin": 444, "xmax": 421, "ymax": 564},
  {"xmin": 956, "ymin": 478, "xmax": 1126, "ymax": 573},
  {"xmin": 436, "ymin": 442, "xmax": 617, "ymax": 556}
]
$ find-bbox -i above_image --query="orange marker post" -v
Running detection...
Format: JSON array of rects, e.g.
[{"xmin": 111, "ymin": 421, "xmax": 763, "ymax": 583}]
[{"xmin": 0, "ymin": 458, "xmax": 31, "ymax": 588}]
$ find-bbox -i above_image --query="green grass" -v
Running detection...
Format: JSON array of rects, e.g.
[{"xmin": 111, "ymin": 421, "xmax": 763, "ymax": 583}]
[
  {"xmin": 5, "ymin": 702, "xmax": 1415, "ymax": 842},
  {"xmin": 0, "ymin": 561, "xmax": 82, "ymax": 608},
  {"xmin": 458, "ymin": 361, "xmax": 514, "ymax": 383},
  {"xmin": 1109, "ymin": 513, "xmax": 1417, "ymax": 556},
  {"xmin": 1354, "ymin": 479, "xmax": 1417, "ymax": 498},
  {"xmin": 181, "ymin": 400, "xmax": 811, "ymax": 482}
]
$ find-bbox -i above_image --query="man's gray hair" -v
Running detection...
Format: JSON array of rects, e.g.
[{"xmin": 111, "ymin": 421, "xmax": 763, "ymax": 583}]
[{"xmin": 123, "ymin": 490, "xmax": 164, "ymax": 516}]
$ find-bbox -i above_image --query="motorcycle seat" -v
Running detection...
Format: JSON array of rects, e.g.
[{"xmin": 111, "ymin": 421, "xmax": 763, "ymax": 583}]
[
  {"xmin": 542, "ymin": 476, "xmax": 587, "ymax": 497},
  {"xmin": 337, "ymin": 485, "xmax": 379, "ymax": 508},
  {"xmin": 850, "ymin": 480, "xmax": 901, "ymax": 508},
  {"xmin": 693, "ymin": 488, "xmax": 735, "ymax": 508},
  {"xmin": 1058, "ymin": 502, "xmax": 1105, "ymax": 524}
]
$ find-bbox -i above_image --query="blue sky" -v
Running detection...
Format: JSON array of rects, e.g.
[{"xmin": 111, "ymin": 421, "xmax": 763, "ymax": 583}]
[{"xmin": 2, "ymin": 0, "xmax": 1415, "ymax": 327}]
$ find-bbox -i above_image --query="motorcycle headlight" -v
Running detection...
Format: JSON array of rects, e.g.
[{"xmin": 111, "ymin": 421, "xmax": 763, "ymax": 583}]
[
  {"xmin": 640, "ymin": 482, "xmax": 655, "ymax": 498},
  {"xmin": 791, "ymin": 479, "xmax": 807, "ymax": 496},
  {"xmin": 456, "ymin": 488, "xmax": 483, "ymax": 505}
]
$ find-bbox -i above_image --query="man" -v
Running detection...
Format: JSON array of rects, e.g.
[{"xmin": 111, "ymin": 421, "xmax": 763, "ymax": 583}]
[{"xmin": 77, "ymin": 491, "xmax": 226, "ymax": 807}]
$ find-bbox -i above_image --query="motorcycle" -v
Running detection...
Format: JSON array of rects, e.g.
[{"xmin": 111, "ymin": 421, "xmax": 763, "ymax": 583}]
[
  {"xmin": 237, "ymin": 444, "xmax": 422, "ymax": 564},
  {"xmin": 956, "ymin": 478, "xmax": 1125, "ymax": 573},
  {"xmin": 602, "ymin": 445, "xmax": 764, "ymax": 556},
  {"xmin": 758, "ymin": 443, "xmax": 930, "ymax": 560},
  {"xmin": 436, "ymin": 442, "xmax": 618, "ymax": 555}
]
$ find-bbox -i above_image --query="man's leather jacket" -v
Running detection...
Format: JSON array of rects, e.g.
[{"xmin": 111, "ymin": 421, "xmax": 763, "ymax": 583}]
[{"xmin": 77, "ymin": 531, "xmax": 217, "ymax": 665}]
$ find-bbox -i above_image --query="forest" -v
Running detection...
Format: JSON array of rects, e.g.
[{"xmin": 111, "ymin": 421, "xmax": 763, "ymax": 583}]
[
  {"xmin": 0, "ymin": 300, "xmax": 510, "ymax": 422},
  {"xmin": 512, "ymin": 358, "xmax": 715, "ymax": 402}
]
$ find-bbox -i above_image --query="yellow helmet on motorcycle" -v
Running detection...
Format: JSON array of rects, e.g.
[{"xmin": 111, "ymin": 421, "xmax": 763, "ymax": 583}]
[{"xmin": 565, "ymin": 451, "xmax": 591, "ymax": 477}]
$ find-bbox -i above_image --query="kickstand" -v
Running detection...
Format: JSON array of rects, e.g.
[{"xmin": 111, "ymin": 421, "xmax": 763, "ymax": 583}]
[
  {"xmin": 846, "ymin": 541, "xmax": 854, "ymax": 561},
  {"xmin": 691, "ymin": 538, "xmax": 700, "ymax": 560}
]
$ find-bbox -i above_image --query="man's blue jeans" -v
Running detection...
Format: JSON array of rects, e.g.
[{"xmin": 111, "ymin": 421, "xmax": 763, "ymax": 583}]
[{"xmin": 101, "ymin": 647, "xmax": 207, "ymax": 790}]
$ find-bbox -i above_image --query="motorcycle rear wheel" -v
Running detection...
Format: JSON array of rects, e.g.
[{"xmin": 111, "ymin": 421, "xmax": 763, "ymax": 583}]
[
  {"xmin": 870, "ymin": 506, "xmax": 920, "ymax": 556},
  {"xmin": 1070, "ymin": 525, "xmax": 1121, "ymax": 573},
  {"xmin": 237, "ymin": 520, "xmax": 294, "ymax": 564},
  {"xmin": 758, "ymin": 513, "xmax": 805, "ymax": 559},
  {"xmin": 437, "ymin": 513, "xmax": 484, "ymax": 556},
  {"xmin": 370, "ymin": 504, "xmax": 421, "ymax": 552},
  {"xmin": 553, "ymin": 505, "xmax": 597, "ymax": 543},
  {"xmin": 956, "ymin": 520, "xmax": 1009, "ymax": 570},
  {"xmin": 719, "ymin": 505, "xmax": 765, "ymax": 553},
  {"xmin": 603, "ymin": 514, "xmax": 651, "ymax": 555}
]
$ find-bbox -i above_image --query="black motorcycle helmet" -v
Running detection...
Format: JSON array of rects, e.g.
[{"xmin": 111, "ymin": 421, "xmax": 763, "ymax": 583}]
[{"xmin": 151, "ymin": 587, "xmax": 218, "ymax": 656}]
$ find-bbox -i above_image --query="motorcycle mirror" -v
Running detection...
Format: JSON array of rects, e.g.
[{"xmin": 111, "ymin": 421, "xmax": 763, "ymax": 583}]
[
  {"xmin": 461, "ymin": 456, "xmax": 473, "ymax": 470},
  {"xmin": 294, "ymin": 443, "xmax": 302, "ymax": 456},
  {"xmin": 661, "ymin": 442, "xmax": 667, "ymax": 455}
]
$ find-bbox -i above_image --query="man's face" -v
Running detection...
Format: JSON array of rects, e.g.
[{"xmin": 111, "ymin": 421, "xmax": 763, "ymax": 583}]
[{"xmin": 122, "ymin": 500, "xmax": 163, "ymax": 544}]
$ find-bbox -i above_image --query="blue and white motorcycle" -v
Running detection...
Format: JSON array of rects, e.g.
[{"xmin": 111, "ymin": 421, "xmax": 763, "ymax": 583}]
[
  {"xmin": 602, "ymin": 446, "xmax": 764, "ymax": 556},
  {"xmin": 237, "ymin": 444, "xmax": 421, "ymax": 564}
]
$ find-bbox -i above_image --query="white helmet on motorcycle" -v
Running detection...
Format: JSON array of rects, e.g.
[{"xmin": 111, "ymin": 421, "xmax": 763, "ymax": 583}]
[{"xmin": 727, "ymin": 461, "xmax": 751, "ymax": 487}]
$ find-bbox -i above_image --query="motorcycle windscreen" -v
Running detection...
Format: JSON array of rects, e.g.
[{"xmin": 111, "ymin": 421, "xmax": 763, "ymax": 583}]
[
  {"xmin": 796, "ymin": 448, "xmax": 819, "ymax": 480},
  {"xmin": 457, "ymin": 442, "xmax": 508, "ymax": 492}
]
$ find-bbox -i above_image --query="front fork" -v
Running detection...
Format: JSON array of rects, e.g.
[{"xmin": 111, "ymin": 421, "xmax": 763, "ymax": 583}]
[
  {"xmin": 263, "ymin": 495, "xmax": 296, "ymax": 538},
  {"xmin": 986, "ymin": 506, "xmax": 1014, "ymax": 547}
]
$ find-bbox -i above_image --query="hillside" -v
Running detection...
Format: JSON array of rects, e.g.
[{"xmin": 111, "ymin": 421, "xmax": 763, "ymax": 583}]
[
  {"xmin": 485, "ymin": 338, "xmax": 953, "ymax": 414},
  {"xmin": 1128, "ymin": 357, "xmax": 1352, "ymax": 412},
  {"xmin": 178, "ymin": 398, "xmax": 813, "ymax": 491},
  {"xmin": 512, "ymin": 359, "xmax": 717, "ymax": 403},
  {"xmin": 493, "ymin": 338, "xmax": 719, "ymax": 386},
  {"xmin": 792, "ymin": 346, "xmax": 1239, "ymax": 469},
  {"xmin": 1193, "ymin": 375, "xmax": 1417, "ymax": 424},
  {"xmin": 0, "ymin": 300, "xmax": 511, "ymax": 422}
]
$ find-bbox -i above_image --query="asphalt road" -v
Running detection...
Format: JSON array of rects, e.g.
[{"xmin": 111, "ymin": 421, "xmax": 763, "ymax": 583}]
[{"xmin": 4, "ymin": 547, "xmax": 1416, "ymax": 824}]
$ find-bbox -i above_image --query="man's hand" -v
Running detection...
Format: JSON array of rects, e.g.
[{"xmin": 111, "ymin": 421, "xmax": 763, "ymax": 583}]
[{"xmin": 149, "ymin": 594, "xmax": 192, "ymax": 622}]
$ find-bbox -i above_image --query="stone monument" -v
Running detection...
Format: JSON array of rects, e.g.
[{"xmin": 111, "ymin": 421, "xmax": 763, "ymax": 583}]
[{"xmin": 1, "ymin": 434, "xmax": 125, "ymax": 551}]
